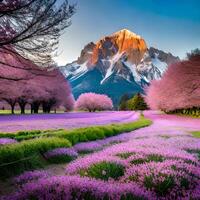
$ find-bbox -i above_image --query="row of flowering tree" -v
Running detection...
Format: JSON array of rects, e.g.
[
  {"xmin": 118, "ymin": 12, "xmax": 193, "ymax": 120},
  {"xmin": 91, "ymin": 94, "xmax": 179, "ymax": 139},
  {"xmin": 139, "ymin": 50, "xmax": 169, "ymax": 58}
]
[
  {"xmin": 145, "ymin": 54, "xmax": 200, "ymax": 116},
  {"xmin": 0, "ymin": 50, "xmax": 74, "ymax": 114},
  {"xmin": 0, "ymin": 0, "xmax": 76, "ymax": 114}
]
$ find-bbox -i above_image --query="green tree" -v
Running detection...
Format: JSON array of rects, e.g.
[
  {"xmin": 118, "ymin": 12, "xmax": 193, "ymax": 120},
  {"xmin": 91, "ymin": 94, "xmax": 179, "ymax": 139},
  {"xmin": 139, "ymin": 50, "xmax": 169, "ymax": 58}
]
[
  {"xmin": 187, "ymin": 48, "xmax": 200, "ymax": 60},
  {"xmin": 119, "ymin": 94, "xmax": 130, "ymax": 110},
  {"xmin": 127, "ymin": 93, "xmax": 148, "ymax": 111}
]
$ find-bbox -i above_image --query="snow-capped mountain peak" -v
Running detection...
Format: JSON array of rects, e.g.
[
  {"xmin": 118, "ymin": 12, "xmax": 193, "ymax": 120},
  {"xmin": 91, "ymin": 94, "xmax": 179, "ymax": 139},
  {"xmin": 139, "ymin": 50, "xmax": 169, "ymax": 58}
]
[{"xmin": 60, "ymin": 29, "xmax": 179, "ymax": 105}]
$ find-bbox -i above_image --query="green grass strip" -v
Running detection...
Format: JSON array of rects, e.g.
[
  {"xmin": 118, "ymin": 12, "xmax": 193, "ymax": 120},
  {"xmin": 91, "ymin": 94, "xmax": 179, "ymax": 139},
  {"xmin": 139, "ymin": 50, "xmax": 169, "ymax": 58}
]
[
  {"xmin": 191, "ymin": 131, "xmax": 200, "ymax": 138},
  {"xmin": 45, "ymin": 115, "xmax": 152, "ymax": 145},
  {"xmin": 0, "ymin": 137, "xmax": 71, "ymax": 178},
  {"xmin": 0, "ymin": 116, "xmax": 152, "ymax": 144}
]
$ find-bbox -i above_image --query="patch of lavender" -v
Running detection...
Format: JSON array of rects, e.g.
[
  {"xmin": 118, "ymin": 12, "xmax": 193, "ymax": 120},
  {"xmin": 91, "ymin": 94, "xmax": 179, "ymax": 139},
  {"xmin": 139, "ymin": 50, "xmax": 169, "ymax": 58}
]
[
  {"xmin": 4, "ymin": 175, "xmax": 153, "ymax": 200},
  {"xmin": 0, "ymin": 111, "xmax": 138, "ymax": 132},
  {"xmin": 13, "ymin": 170, "xmax": 50, "ymax": 186},
  {"xmin": 73, "ymin": 141, "xmax": 103, "ymax": 153},
  {"xmin": 44, "ymin": 147, "xmax": 78, "ymax": 159},
  {"xmin": 0, "ymin": 138, "xmax": 17, "ymax": 145}
]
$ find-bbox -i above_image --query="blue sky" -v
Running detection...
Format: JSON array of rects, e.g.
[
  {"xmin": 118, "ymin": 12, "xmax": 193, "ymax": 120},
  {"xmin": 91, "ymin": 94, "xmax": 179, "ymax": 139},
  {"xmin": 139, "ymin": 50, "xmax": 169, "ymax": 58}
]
[{"xmin": 55, "ymin": 0, "xmax": 200, "ymax": 65}]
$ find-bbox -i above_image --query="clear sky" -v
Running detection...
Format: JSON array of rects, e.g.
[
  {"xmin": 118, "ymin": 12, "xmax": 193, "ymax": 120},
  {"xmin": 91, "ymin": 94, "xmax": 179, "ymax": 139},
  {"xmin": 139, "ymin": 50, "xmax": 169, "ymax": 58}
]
[{"xmin": 55, "ymin": 0, "xmax": 200, "ymax": 65}]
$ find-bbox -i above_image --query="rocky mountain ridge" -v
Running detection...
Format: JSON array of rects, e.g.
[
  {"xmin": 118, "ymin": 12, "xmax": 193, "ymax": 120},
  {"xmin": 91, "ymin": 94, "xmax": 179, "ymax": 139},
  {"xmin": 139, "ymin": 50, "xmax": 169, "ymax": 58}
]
[{"xmin": 60, "ymin": 29, "xmax": 180, "ymax": 105}]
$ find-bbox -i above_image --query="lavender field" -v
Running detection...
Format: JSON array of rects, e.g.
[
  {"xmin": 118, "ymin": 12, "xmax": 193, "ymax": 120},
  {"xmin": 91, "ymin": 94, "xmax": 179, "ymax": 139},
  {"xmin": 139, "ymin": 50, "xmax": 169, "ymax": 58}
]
[
  {"xmin": 0, "ymin": 111, "xmax": 139, "ymax": 132},
  {"xmin": 1, "ymin": 111, "xmax": 200, "ymax": 200}
]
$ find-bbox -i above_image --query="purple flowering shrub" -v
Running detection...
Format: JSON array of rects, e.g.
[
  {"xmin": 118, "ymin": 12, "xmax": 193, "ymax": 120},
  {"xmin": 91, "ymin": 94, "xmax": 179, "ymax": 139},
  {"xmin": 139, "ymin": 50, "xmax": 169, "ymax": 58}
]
[
  {"xmin": 2, "ymin": 111, "xmax": 200, "ymax": 200},
  {"xmin": 73, "ymin": 141, "xmax": 102, "ymax": 153},
  {"xmin": 44, "ymin": 147, "xmax": 78, "ymax": 163},
  {"xmin": 13, "ymin": 170, "xmax": 50, "ymax": 187},
  {"xmin": 65, "ymin": 129, "xmax": 200, "ymax": 199},
  {"xmin": 0, "ymin": 138, "xmax": 17, "ymax": 145},
  {"xmin": 4, "ymin": 176, "xmax": 152, "ymax": 200}
]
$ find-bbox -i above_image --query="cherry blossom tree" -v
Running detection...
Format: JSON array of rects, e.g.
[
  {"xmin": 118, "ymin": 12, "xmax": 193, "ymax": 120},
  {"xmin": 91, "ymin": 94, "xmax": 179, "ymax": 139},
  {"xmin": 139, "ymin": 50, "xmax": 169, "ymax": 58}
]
[
  {"xmin": 0, "ymin": 51, "xmax": 74, "ymax": 114},
  {"xmin": 145, "ymin": 55, "xmax": 200, "ymax": 114},
  {"xmin": 75, "ymin": 93, "xmax": 113, "ymax": 112}
]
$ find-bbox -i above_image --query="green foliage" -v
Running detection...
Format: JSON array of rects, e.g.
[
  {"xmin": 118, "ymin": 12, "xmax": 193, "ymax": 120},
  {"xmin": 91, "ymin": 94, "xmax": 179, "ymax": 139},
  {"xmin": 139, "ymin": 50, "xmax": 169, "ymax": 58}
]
[
  {"xmin": 47, "ymin": 155, "xmax": 74, "ymax": 164},
  {"xmin": 116, "ymin": 152, "xmax": 134, "ymax": 159},
  {"xmin": 126, "ymin": 94, "xmax": 148, "ymax": 111},
  {"xmin": 0, "ymin": 116, "xmax": 152, "ymax": 145},
  {"xmin": 0, "ymin": 130, "xmax": 42, "ymax": 140},
  {"xmin": 120, "ymin": 194, "xmax": 146, "ymax": 200},
  {"xmin": 144, "ymin": 175, "xmax": 174, "ymax": 196},
  {"xmin": 45, "ymin": 116, "xmax": 152, "ymax": 145},
  {"xmin": 191, "ymin": 131, "xmax": 200, "ymax": 138},
  {"xmin": 119, "ymin": 94, "xmax": 132, "ymax": 111},
  {"xmin": 187, "ymin": 48, "xmax": 200, "ymax": 59},
  {"xmin": 119, "ymin": 93, "xmax": 148, "ymax": 111},
  {"xmin": 0, "ymin": 137, "xmax": 71, "ymax": 178},
  {"xmin": 80, "ymin": 161, "xmax": 125, "ymax": 181},
  {"xmin": 166, "ymin": 107, "xmax": 200, "ymax": 118},
  {"xmin": 131, "ymin": 154, "xmax": 165, "ymax": 165}
]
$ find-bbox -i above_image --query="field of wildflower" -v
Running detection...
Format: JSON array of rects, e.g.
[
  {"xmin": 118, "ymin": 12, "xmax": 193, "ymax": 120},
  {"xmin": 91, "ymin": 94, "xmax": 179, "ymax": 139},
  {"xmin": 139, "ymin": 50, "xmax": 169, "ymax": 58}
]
[
  {"xmin": 0, "ymin": 111, "xmax": 200, "ymax": 200},
  {"xmin": 0, "ymin": 111, "xmax": 138, "ymax": 132}
]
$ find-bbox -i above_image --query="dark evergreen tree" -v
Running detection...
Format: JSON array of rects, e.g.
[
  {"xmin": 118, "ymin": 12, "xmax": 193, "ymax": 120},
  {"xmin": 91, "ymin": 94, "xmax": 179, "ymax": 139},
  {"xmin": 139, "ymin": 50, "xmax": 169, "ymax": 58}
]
[{"xmin": 127, "ymin": 93, "xmax": 148, "ymax": 111}]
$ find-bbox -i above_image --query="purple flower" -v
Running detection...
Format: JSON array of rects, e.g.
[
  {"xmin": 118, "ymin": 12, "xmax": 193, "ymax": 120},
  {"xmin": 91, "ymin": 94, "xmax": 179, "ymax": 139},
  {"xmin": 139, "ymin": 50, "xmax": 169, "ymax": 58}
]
[
  {"xmin": 13, "ymin": 170, "xmax": 50, "ymax": 186},
  {"xmin": 0, "ymin": 138, "xmax": 17, "ymax": 145},
  {"xmin": 5, "ymin": 176, "xmax": 153, "ymax": 200},
  {"xmin": 1, "ymin": 111, "xmax": 200, "ymax": 199},
  {"xmin": 44, "ymin": 147, "xmax": 78, "ymax": 159},
  {"xmin": 0, "ymin": 111, "xmax": 139, "ymax": 132},
  {"xmin": 73, "ymin": 141, "xmax": 102, "ymax": 153}
]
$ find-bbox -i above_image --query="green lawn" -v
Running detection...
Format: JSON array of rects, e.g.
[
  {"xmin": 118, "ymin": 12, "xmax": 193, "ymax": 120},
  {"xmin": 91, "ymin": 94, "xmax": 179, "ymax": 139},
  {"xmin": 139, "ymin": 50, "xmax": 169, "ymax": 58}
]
[
  {"xmin": 191, "ymin": 131, "xmax": 200, "ymax": 138},
  {"xmin": 0, "ymin": 110, "xmax": 64, "ymax": 115}
]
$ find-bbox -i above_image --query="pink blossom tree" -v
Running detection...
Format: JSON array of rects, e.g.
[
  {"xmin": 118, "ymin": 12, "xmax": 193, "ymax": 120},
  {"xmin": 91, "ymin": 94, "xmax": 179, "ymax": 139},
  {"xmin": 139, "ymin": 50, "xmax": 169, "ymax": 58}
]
[
  {"xmin": 0, "ymin": 51, "xmax": 74, "ymax": 114},
  {"xmin": 75, "ymin": 93, "xmax": 113, "ymax": 112},
  {"xmin": 145, "ymin": 55, "xmax": 200, "ymax": 114}
]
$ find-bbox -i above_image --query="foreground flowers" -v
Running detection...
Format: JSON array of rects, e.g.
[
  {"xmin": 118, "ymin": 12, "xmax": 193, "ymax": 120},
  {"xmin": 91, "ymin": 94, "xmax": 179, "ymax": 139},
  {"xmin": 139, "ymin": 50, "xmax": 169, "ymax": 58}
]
[{"xmin": 2, "ymin": 111, "xmax": 200, "ymax": 200}]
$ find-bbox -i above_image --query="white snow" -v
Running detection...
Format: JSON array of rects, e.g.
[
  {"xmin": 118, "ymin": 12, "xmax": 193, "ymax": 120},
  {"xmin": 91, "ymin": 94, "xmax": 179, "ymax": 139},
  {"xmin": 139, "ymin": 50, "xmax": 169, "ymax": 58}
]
[
  {"xmin": 124, "ymin": 61, "xmax": 141, "ymax": 83},
  {"xmin": 61, "ymin": 62, "xmax": 89, "ymax": 81},
  {"xmin": 152, "ymin": 56, "xmax": 168, "ymax": 75},
  {"xmin": 100, "ymin": 52, "xmax": 123, "ymax": 84},
  {"xmin": 69, "ymin": 62, "xmax": 88, "ymax": 81}
]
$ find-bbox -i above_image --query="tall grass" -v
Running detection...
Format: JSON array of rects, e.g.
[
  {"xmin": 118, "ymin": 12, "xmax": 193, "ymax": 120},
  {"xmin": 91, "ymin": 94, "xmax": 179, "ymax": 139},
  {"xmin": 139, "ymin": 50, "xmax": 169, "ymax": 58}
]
[{"xmin": 0, "ymin": 137, "xmax": 71, "ymax": 178}]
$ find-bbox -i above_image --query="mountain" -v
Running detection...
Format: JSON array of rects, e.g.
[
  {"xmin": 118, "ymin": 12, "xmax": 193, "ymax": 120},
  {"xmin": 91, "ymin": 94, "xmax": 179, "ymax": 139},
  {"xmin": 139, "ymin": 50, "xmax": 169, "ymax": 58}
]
[{"xmin": 60, "ymin": 29, "xmax": 179, "ymax": 106}]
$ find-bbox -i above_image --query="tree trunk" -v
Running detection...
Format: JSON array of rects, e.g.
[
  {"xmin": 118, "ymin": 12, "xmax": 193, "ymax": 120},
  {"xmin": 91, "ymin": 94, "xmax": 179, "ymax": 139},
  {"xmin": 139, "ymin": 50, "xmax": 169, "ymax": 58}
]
[
  {"xmin": 19, "ymin": 102, "xmax": 26, "ymax": 114},
  {"xmin": 31, "ymin": 104, "xmax": 34, "ymax": 114},
  {"xmin": 34, "ymin": 106, "xmax": 39, "ymax": 114},
  {"xmin": 31, "ymin": 102, "xmax": 40, "ymax": 114},
  {"xmin": 42, "ymin": 102, "xmax": 48, "ymax": 113},
  {"xmin": 11, "ymin": 105, "xmax": 15, "ymax": 114},
  {"xmin": 5, "ymin": 100, "xmax": 16, "ymax": 114},
  {"xmin": 21, "ymin": 106, "xmax": 25, "ymax": 114}
]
